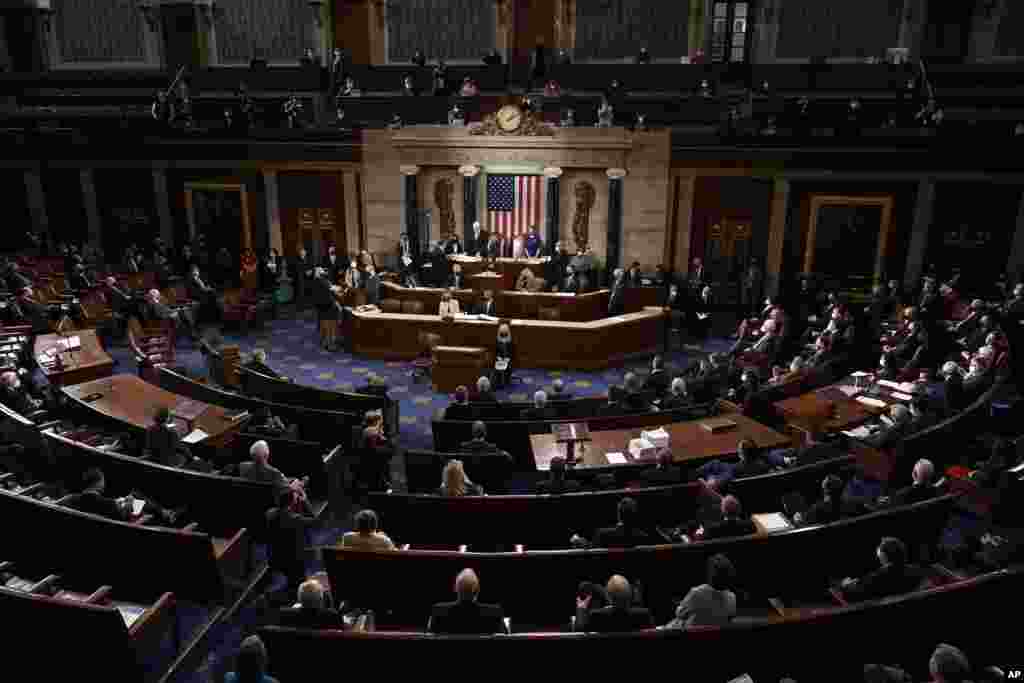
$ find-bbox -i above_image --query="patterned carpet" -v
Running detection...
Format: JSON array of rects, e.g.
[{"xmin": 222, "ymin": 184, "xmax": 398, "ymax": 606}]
[{"xmin": 110, "ymin": 308, "xmax": 735, "ymax": 453}]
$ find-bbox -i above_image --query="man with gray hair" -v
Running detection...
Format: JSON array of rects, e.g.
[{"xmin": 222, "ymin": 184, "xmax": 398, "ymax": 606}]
[
  {"xmin": 243, "ymin": 347, "xmax": 284, "ymax": 379},
  {"xmin": 621, "ymin": 372, "xmax": 655, "ymax": 413},
  {"xmin": 661, "ymin": 376, "xmax": 693, "ymax": 411},
  {"xmin": 549, "ymin": 377, "xmax": 574, "ymax": 401},
  {"xmin": 239, "ymin": 440, "xmax": 311, "ymax": 511},
  {"xmin": 275, "ymin": 578, "xmax": 343, "ymax": 629},
  {"xmin": 608, "ymin": 267, "xmax": 626, "ymax": 316},
  {"xmin": 428, "ymin": 568, "xmax": 507, "ymax": 634},
  {"xmin": 473, "ymin": 375, "xmax": 497, "ymax": 403},
  {"xmin": 521, "ymin": 389, "xmax": 556, "ymax": 420},
  {"xmin": 575, "ymin": 574, "xmax": 653, "ymax": 632},
  {"xmin": 883, "ymin": 458, "xmax": 939, "ymax": 507}
]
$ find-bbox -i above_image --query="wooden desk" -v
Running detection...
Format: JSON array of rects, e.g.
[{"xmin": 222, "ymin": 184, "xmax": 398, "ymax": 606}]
[
  {"xmin": 529, "ymin": 413, "xmax": 791, "ymax": 470},
  {"xmin": 449, "ymin": 255, "xmax": 546, "ymax": 291},
  {"xmin": 351, "ymin": 307, "xmax": 664, "ymax": 370},
  {"xmin": 379, "ymin": 281, "xmax": 610, "ymax": 322},
  {"xmin": 33, "ymin": 329, "xmax": 114, "ymax": 387},
  {"xmin": 774, "ymin": 383, "xmax": 883, "ymax": 434},
  {"xmin": 62, "ymin": 374, "xmax": 248, "ymax": 447},
  {"xmin": 431, "ymin": 345, "xmax": 489, "ymax": 393}
]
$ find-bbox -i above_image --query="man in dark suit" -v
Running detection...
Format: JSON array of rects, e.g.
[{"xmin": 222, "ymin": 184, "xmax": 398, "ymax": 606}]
[
  {"xmin": 620, "ymin": 373, "xmax": 654, "ymax": 414},
  {"xmin": 545, "ymin": 241, "xmax": 569, "ymax": 291},
  {"xmin": 266, "ymin": 487, "xmax": 318, "ymax": 598},
  {"xmin": 145, "ymin": 406, "xmax": 187, "ymax": 468},
  {"xmin": 608, "ymin": 268, "xmax": 626, "ymax": 315},
  {"xmin": 883, "ymin": 458, "xmax": 939, "ymax": 507},
  {"xmin": 699, "ymin": 495, "xmax": 757, "ymax": 540},
  {"xmin": 637, "ymin": 448, "xmax": 686, "ymax": 486},
  {"xmin": 577, "ymin": 497, "xmax": 653, "ymax": 549},
  {"xmin": 643, "ymin": 355, "xmax": 671, "ymax": 395},
  {"xmin": 473, "ymin": 290, "xmax": 497, "ymax": 317},
  {"xmin": 292, "ymin": 246, "xmax": 314, "ymax": 308},
  {"xmin": 520, "ymin": 390, "xmax": 559, "ymax": 420},
  {"xmin": 429, "ymin": 568, "xmax": 507, "ymax": 634},
  {"xmin": 0, "ymin": 370, "xmax": 44, "ymax": 417},
  {"xmin": 560, "ymin": 265, "xmax": 580, "ymax": 294},
  {"xmin": 244, "ymin": 348, "xmax": 284, "ymax": 379},
  {"xmin": 240, "ymin": 440, "xmax": 313, "ymax": 513},
  {"xmin": 67, "ymin": 468, "xmax": 180, "ymax": 526},
  {"xmin": 321, "ymin": 245, "xmax": 343, "ymax": 282},
  {"xmin": 792, "ymin": 474, "xmax": 848, "ymax": 526},
  {"xmin": 144, "ymin": 288, "xmax": 197, "ymax": 340},
  {"xmin": 411, "ymin": 49, "xmax": 427, "ymax": 67},
  {"xmin": 459, "ymin": 421, "xmax": 502, "ymax": 453},
  {"xmin": 660, "ymin": 377, "xmax": 693, "ymax": 411},
  {"xmin": 12, "ymin": 287, "xmax": 51, "ymax": 334},
  {"xmin": 626, "ymin": 261, "xmax": 643, "ymax": 287},
  {"xmin": 535, "ymin": 455, "xmax": 582, "ymax": 494},
  {"xmin": 472, "ymin": 376, "xmax": 498, "ymax": 404},
  {"xmin": 688, "ymin": 257, "xmax": 706, "ymax": 294},
  {"xmin": 549, "ymin": 378, "xmax": 574, "ymax": 402},
  {"xmin": 838, "ymin": 536, "xmax": 926, "ymax": 602},
  {"xmin": 444, "ymin": 386, "xmax": 472, "ymax": 420},
  {"xmin": 276, "ymin": 579, "xmax": 343, "ymax": 629},
  {"xmin": 575, "ymin": 575, "xmax": 653, "ymax": 632},
  {"xmin": 447, "ymin": 263, "xmax": 466, "ymax": 289}
]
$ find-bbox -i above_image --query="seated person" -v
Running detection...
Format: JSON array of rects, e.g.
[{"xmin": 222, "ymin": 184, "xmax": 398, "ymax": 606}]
[
  {"xmin": 472, "ymin": 376, "xmax": 498, "ymax": 403},
  {"xmin": 643, "ymin": 355, "xmax": 671, "ymax": 395},
  {"xmin": 520, "ymin": 389, "xmax": 558, "ymax": 420},
  {"xmin": 863, "ymin": 404, "xmax": 913, "ymax": 448},
  {"xmin": 0, "ymin": 370, "xmax": 43, "ymax": 416},
  {"xmin": 144, "ymin": 288, "xmax": 196, "ymax": 340},
  {"xmin": 11, "ymin": 286, "xmax": 51, "ymax": 334},
  {"xmin": 515, "ymin": 267, "xmax": 543, "ymax": 292},
  {"xmin": 244, "ymin": 348, "xmax": 284, "ymax": 379},
  {"xmin": 962, "ymin": 355, "xmax": 994, "ymax": 403},
  {"xmin": 438, "ymin": 289, "xmax": 461, "ymax": 316},
  {"xmin": 473, "ymin": 290, "xmax": 497, "ymax": 317},
  {"xmin": 881, "ymin": 458, "xmax": 939, "ymax": 507},
  {"xmin": 144, "ymin": 406, "xmax": 188, "ymax": 468},
  {"xmin": 443, "ymin": 385, "xmax": 472, "ymax": 419},
  {"xmin": 447, "ymin": 263, "xmax": 466, "ymax": 289},
  {"xmin": 837, "ymin": 536, "xmax": 925, "ymax": 602},
  {"xmin": 696, "ymin": 495, "xmax": 757, "ymax": 541},
  {"xmin": 735, "ymin": 318, "xmax": 782, "ymax": 365},
  {"xmin": 620, "ymin": 372, "xmax": 655, "ymax": 413},
  {"xmin": 66, "ymin": 468, "xmax": 181, "ymax": 527},
  {"xmin": 574, "ymin": 575, "xmax": 653, "ymax": 633},
  {"xmin": 275, "ymin": 579, "xmax": 343, "ymax": 629},
  {"xmin": 772, "ymin": 356, "xmax": 807, "ymax": 385},
  {"xmin": 807, "ymin": 333, "xmax": 835, "ymax": 368},
  {"xmin": 340, "ymin": 508, "xmax": 396, "ymax": 551},
  {"xmin": 659, "ymin": 554, "xmax": 737, "ymax": 629},
  {"xmin": 906, "ymin": 394, "xmax": 939, "ymax": 435},
  {"xmin": 437, "ymin": 459, "xmax": 483, "ymax": 497},
  {"xmin": 660, "ymin": 377, "xmax": 694, "ymax": 411},
  {"xmin": 939, "ymin": 360, "xmax": 967, "ymax": 415},
  {"xmin": 572, "ymin": 497, "xmax": 653, "ymax": 549},
  {"xmin": 248, "ymin": 406, "xmax": 299, "ymax": 440},
  {"xmin": 549, "ymin": 378, "xmax": 574, "ymax": 401},
  {"xmin": 458, "ymin": 420, "xmax": 503, "ymax": 453},
  {"xmin": 695, "ymin": 438, "xmax": 772, "ymax": 484},
  {"xmin": 240, "ymin": 440, "xmax": 312, "ymax": 512},
  {"xmin": 225, "ymin": 635, "xmax": 280, "ymax": 683},
  {"xmin": 535, "ymin": 455, "xmax": 581, "ymax": 494},
  {"xmin": 636, "ymin": 448, "xmax": 686, "ymax": 486},
  {"xmin": 727, "ymin": 370, "xmax": 760, "ymax": 405},
  {"xmin": 792, "ymin": 474, "xmax": 848, "ymax": 525},
  {"xmin": 429, "ymin": 568, "xmax": 507, "ymax": 634}
]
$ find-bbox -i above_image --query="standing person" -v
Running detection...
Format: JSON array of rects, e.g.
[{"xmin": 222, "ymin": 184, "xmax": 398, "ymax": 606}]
[
  {"xmin": 742, "ymin": 258, "xmax": 763, "ymax": 318},
  {"xmin": 314, "ymin": 268, "xmax": 341, "ymax": 351},
  {"xmin": 292, "ymin": 246, "xmax": 314, "ymax": 309},
  {"xmin": 494, "ymin": 323, "xmax": 514, "ymax": 388},
  {"xmin": 322, "ymin": 244, "xmax": 343, "ymax": 282}
]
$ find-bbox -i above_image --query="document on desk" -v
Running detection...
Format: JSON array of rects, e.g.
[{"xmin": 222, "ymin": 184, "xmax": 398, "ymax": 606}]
[
  {"xmin": 132, "ymin": 499, "xmax": 145, "ymax": 517},
  {"xmin": 856, "ymin": 396, "xmax": 888, "ymax": 409},
  {"xmin": 605, "ymin": 452, "xmax": 628, "ymax": 465},
  {"xmin": 890, "ymin": 391, "xmax": 914, "ymax": 401},
  {"xmin": 851, "ymin": 371, "xmax": 870, "ymax": 378},
  {"xmin": 753, "ymin": 512, "xmax": 792, "ymax": 533},
  {"xmin": 697, "ymin": 313, "xmax": 710, "ymax": 320},
  {"xmin": 837, "ymin": 385, "xmax": 861, "ymax": 397},
  {"xmin": 842, "ymin": 425, "xmax": 875, "ymax": 439},
  {"xmin": 477, "ymin": 314, "xmax": 499, "ymax": 321},
  {"xmin": 876, "ymin": 379, "xmax": 902, "ymax": 390},
  {"xmin": 182, "ymin": 429, "xmax": 209, "ymax": 444}
]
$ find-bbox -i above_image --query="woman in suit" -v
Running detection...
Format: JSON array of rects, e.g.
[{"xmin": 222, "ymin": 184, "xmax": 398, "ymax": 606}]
[
  {"xmin": 494, "ymin": 323, "xmax": 514, "ymax": 388},
  {"xmin": 314, "ymin": 268, "xmax": 342, "ymax": 351},
  {"xmin": 437, "ymin": 459, "xmax": 483, "ymax": 497}
]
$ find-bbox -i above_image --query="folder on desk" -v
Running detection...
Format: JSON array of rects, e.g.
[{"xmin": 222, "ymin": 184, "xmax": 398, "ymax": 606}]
[
  {"xmin": 182, "ymin": 429, "xmax": 209, "ymax": 444},
  {"xmin": 890, "ymin": 391, "xmax": 914, "ymax": 401},
  {"xmin": 842, "ymin": 425, "xmax": 874, "ymax": 439},
  {"xmin": 605, "ymin": 452, "xmax": 627, "ymax": 465},
  {"xmin": 876, "ymin": 379, "xmax": 902, "ymax": 390},
  {"xmin": 856, "ymin": 396, "xmax": 888, "ymax": 409}
]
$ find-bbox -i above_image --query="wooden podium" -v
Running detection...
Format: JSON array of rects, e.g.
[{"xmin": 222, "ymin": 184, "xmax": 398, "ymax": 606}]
[
  {"xmin": 468, "ymin": 272, "xmax": 503, "ymax": 293},
  {"xmin": 431, "ymin": 345, "xmax": 489, "ymax": 393}
]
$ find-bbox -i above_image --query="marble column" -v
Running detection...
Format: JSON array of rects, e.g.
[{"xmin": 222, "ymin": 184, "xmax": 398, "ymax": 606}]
[
  {"xmin": 152, "ymin": 167, "xmax": 174, "ymax": 247},
  {"xmin": 400, "ymin": 165, "xmax": 421, "ymax": 256},
  {"xmin": 343, "ymin": 170, "xmax": 362, "ymax": 253},
  {"xmin": 1005, "ymin": 192, "xmax": 1024, "ymax": 281},
  {"xmin": 79, "ymin": 168, "xmax": 102, "ymax": 249},
  {"xmin": 263, "ymin": 170, "xmax": 283, "ymax": 254},
  {"xmin": 24, "ymin": 169, "xmax": 50, "ymax": 248},
  {"xmin": 765, "ymin": 178, "xmax": 790, "ymax": 299},
  {"xmin": 606, "ymin": 168, "xmax": 627, "ymax": 277},
  {"xmin": 543, "ymin": 166, "xmax": 563, "ymax": 248},
  {"xmin": 459, "ymin": 165, "xmax": 480, "ymax": 250},
  {"xmin": 903, "ymin": 179, "xmax": 936, "ymax": 292},
  {"xmin": 196, "ymin": 2, "xmax": 218, "ymax": 66},
  {"xmin": 753, "ymin": 0, "xmax": 780, "ymax": 63},
  {"xmin": 308, "ymin": 0, "xmax": 328, "ymax": 62},
  {"xmin": 673, "ymin": 175, "xmax": 696, "ymax": 278},
  {"xmin": 136, "ymin": 1, "xmax": 163, "ymax": 67}
]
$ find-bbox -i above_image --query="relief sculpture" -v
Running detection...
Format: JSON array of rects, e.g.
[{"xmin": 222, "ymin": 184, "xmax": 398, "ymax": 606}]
[
  {"xmin": 571, "ymin": 181, "xmax": 596, "ymax": 249},
  {"xmin": 434, "ymin": 176, "xmax": 456, "ymax": 239}
]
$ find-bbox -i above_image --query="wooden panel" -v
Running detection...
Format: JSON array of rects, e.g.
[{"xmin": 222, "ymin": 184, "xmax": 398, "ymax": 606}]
[
  {"xmin": 804, "ymin": 195, "xmax": 893, "ymax": 284},
  {"xmin": 334, "ymin": 0, "xmax": 372, "ymax": 65},
  {"xmin": 94, "ymin": 168, "xmax": 157, "ymax": 261},
  {"xmin": 513, "ymin": 0, "xmax": 556, "ymax": 65}
]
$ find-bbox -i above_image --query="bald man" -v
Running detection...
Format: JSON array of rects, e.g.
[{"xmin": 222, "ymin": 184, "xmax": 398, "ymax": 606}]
[
  {"xmin": 575, "ymin": 575, "xmax": 653, "ymax": 633},
  {"xmin": 428, "ymin": 568, "xmax": 506, "ymax": 634}
]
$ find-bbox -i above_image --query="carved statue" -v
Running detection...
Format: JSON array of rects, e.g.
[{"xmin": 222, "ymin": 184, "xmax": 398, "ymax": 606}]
[
  {"xmin": 434, "ymin": 176, "xmax": 456, "ymax": 240},
  {"xmin": 571, "ymin": 181, "xmax": 596, "ymax": 249}
]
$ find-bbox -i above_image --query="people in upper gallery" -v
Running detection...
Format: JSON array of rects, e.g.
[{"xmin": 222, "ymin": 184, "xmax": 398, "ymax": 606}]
[
  {"xmin": 534, "ymin": 454, "xmax": 587, "ymax": 497},
  {"xmin": 274, "ymin": 579, "xmax": 343, "ymax": 630},
  {"xmin": 483, "ymin": 48, "xmax": 502, "ymax": 66},
  {"xmin": 660, "ymin": 377, "xmax": 694, "ymax": 411},
  {"xmin": 240, "ymin": 440, "xmax": 312, "ymax": 512},
  {"xmin": 224, "ymin": 635, "xmax": 280, "ymax": 683},
  {"xmin": 340, "ymin": 508, "xmax": 396, "ymax": 552},
  {"xmin": 438, "ymin": 288, "xmax": 461, "ymax": 316},
  {"xmin": 572, "ymin": 496, "xmax": 653, "ymax": 549},
  {"xmin": 608, "ymin": 268, "xmax": 626, "ymax": 315},
  {"xmin": 473, "ymin": 290, "xmax": 496, "ymax": 317},
  {"xmin": 400, "ymin": 73, "xmax": 417, "ymax": 96},
  {"xmin": 574, "ymin": 574, "xmax": 653, "ymax": 633},
  {"xmin": 447, "ymin": 262, "xmax": 465, "ymax": 289},
  {"xmin": 489, "ymin": 322, "xmax": 512, "ymax": 383},
  {"xmin": 411, "ymin": 49, "xmax": 426, "ymax": 67},
  {"xmin": 643, "ymin": 355, "xmax": 671, "ymax": 395},
  {"xmin": 696, "ymin": 494, "xmax": 757, "ymax": 541},
  {"xmin": 429, "ymin": 568, "xmax": 506, "ymax": 635},
  {"xmin": 437, "ymin": 459, "xmax": 483, "ymax": 497},
  {"xmin": 880, "ymin": 458, "xmax": 940, "ymax": 508},
  {"xmin": 636, "ymin": 47, "xmax": 652, "ymax": 64},
  {"xmin": 521, "ymin": 390, "xmax": 558, "ymax": 421},
  {"xmin": 838, "ymin": 536, "xmax": 925, "ymax": 603},
  {"xmin": 473, "ymin": 376, "xmax": 498, "ymax": 403},
  {"xmin": 660, "ymin": 554, "xmax": 738, "ymax": 630},
  {"xmin": 244, "ymin": 348, "xmax": 283, "ymax": 380},
  {"xmin": 549, "ymin": 378, "xmax": 574, "ymax": 401},
  {"xmin": 459, "ymin": 77, "xmax": 479, "ymax": 97}
]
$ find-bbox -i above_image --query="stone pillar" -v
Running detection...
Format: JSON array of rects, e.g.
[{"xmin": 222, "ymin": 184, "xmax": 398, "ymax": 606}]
[
  {"xmin": 400, "ymin": 165, "xmax": 421, "ymax": 256},
  {"xmin": 152, "ymin": 167, "xmax": 174, "ymax": 248},
  {"xmin": 967, "ymin": 0, "xmax": 1007, "ymax": 62},
  {"xmin": 24, "ymin": 168, "xmax": 50, "ymax": 248},
  {"xmin": 673, "ymin": 175, "xmax": 696, "ymax": 278},
  {"xmin": 606, "ymin": 168, "xmax": 627, "ymax": 276},
  {"xmin": 263, "ymin": 170, "xmax": 283, "ymax": 254},
  {"xmin": 196, "ymin": 1, "xmax": 218, "ymax": 66},
  {"xmin": 459, "ymin": 165, "xmax": 480, "ymax": 250},
  {"xmin": 543, "ymin": 166, "xmax": 563, "ymax": 248},
  {"xmin": 897, "ymin": 0, "xmax": 927, "ymax": 57},
  {"xmin": 39, "ymin": 4, "xmax": 57, "ymax": 70},
  {"xmin": 308, "ymin": 0, "xmax": 328, "ymax": 61},
  {"xmin": 753, "ymin": 0, "xmax": 780, "ymax": 63},
  {"xmin": 136, "ymin": 1, "xmax": 163, "ymax": 67},
  {"xmin": 79, "ymin": 168, "xmax": 102, "ymax": 249},
  {"xmin": 1006, "ymin": 192, "xmax": 1024, "ymax": 281},
  {"xmin": 903, "ymin": 178, "xmax": 936, "ymax": 291},
  {"xmin": 765, "ymin": 178, "xmax": 790, "ymax": 298},
  {"xmin": 343, "ymin": 170, "xmax": 362, "ymax": 253}
]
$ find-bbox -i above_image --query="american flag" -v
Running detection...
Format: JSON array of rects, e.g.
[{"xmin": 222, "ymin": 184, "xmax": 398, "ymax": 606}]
[{"xmin": 486, "ymin": 174, "xmax": 544, "ymax": 241}]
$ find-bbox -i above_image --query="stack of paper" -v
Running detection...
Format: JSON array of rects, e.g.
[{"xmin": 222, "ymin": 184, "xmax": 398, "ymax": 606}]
[
  {"xmin": 890, "ymin": 391, "xmax": 914, "ymax": 401},
  {"xmin": 182, "ymin": 429, "xmax": 209, "ymax": 444},
  {"xmin": 628, "ymin": 438, "xmax": 656, "ymax": 460},
  {"xmin": 641, "ymin": 428, "xmax": 669, "ymax": 449},
  {"xmin": 753, "ymin": 512, "xmax": 792, "ymax": 533},
  {"xmin": 876, "ymin": 379, "xmax": 902, "ymax": 390},
  {"xmin": 837, "ymin": 385, "xmax": 861, "ymax": 397},
  {"xmin": 850, "ymin": 371, "xmax": 870, "ymax": 378},
  {"xmin": 842, "ymin": 425, "xmax": 875, "ymax": 439},
  {"xmin": 856, "ymin": 396, "xmax": 888, "ymax": 409},
  {"xmin": 605, "ymin": 452, "xmax": 628, "ymax": 465}
]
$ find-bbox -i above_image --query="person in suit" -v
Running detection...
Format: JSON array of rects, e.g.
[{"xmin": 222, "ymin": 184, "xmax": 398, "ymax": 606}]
[
  {"xmin": 688, "ymin": 285, "xmax": 714, "ymax": 342},
  {"xmin": 620, "ymin": 372, "xmax": 655, "ymax": 413},
  {"xmin": 660, "ymin": 554, "xmax": 738, "ymax": 629},
  {"xmin": 608, "ymin": 268, "xmax": 626, "ymax": 315},
  {"xmin": 473, "ymin": 290, "xmax": 496, "ymax": 317},
  {"xmin": 240, "ymin": 441, "xmax": 312, "ymax": 511},
  {"xmin": 559, "ymin": 264, "xmax": 580, "ymax": 294},
  {"xmin": 144, "ymin": 406, "xmax": 189, "ymax": 468},
  {"xmin": 265, "ymin": 487, "xmax": 318, "ymax": 600},
  {"xmin": 576, "ymin": 497, "xmax": 653, "ymax": 549},
  {"xmin": 458, "ymin": 421, "xmax": 502, "ymax": 454},
  {"xmin": 444, "ymin": 262, "xmax": 466, "ymax": 290},
  {"xmin": 292, "ymin": 246, "xmax": 314, "ymax": 307},
  {"xmin": 549, "ymin": 378, "xmax": 574, "ymax": 402},
  {"xmin": 397, "ymin": 233, "xmax": 417, "ymax": 282},
  {"xmin": 494, "ymin": 323, "xmax": 514, "ymax": 387},
  {"xmin": 940, "ymin": 361, "xmax": 967, "ymax": 415},
  {"xmin": 864, "ymin": 403, "xmax": 913, "ymax": 449},
  {"xmin": 483, "ymin": 48, "xmax": 502, "ymax": 66},
  {"xmin": 698, "ymin": 495, "xmax": 757, "ymax": 540},
  {"xmin": 483, "ymin": 232, "xmax": 501, "ymax": 259},
  {"xmin": 741, "ymin": 258, "xmax": 764, "ymax": 318},
  {"xmin": 437, "ymin": 459, "xmax": 483, "ymax": 497},
  {"xmin": 535, "ymin": 455, "xmax": 582, "ymax": 494},
  {"xmin": 520, "ymin": 390, "xmax": 558, "ymax": 420},
  {"xmin": 224, "ymin": 635, "xmax": 280, "ymax": 683},
  {"xmin": 663, "ymin": 282, "xmax": 689, "ymax": 351},
  {"xmin": 144, "ymin": 288, "xmax": 197, "ymax": 341},
  {"xmin": 660, "ymin": 377, "xmax": 693, "ymax": 411},
  {"xmin": 637, "ymin": 448, "xmax": 686, "ymax": 487},
  {"xmin": 313, "ymin": 268, "xmax": 342, "ymax": 351},
  {"xmin": 340, "ymin": 508, "xmax": 396, "ymax": 551},
  {"xmin": 637, "ymin": 47, "xmax": 652, "ymax": 64},
  {"xmin": 962, "ymin": 356, "xmax": 994, "ymax": 403},
  {"xmin": 438, "ymin": 289, "xmax": 461, "ymax": 317},
  {"xmin": 643, "ymin": 355, "xmax": 671, "ymax": 395},
  {"xmin": 0, "ymin": 370, "xmax": 43, "ymax": 416},
  {"xmin": 545, "ymin": 241, "xmax": 569, "ymax": 291},
  {"xmin": 838, "ymin": 536, "xmax": 926, "ymax": 602},
  {"xmin": 321, "ymin": 245, "xmax": 343, "ymax": 282},
  {"xmin": 792, "ymin": 474, "xmax": 848, "ymax": 526},
  {"xmin": 244, "ymin": 348, "xmax": 283, "ymax": 379},
  {"xmin": 67, "ymin": 468, "xmax": 180, "ymax": 526},
  {"xmin": 626, "ymin": 261, "xmax": 643, "ymax": 287},
  {"xmin": 464, "ymin": 221, "xmax": 483, "ymax": 257},
  {"xmin": 882, "ymin": 459, "xmax": 939, "ymax": 507},
  {"xmin": 688, "ymin": 257, "xmax": 706, "ymax": 294},
  {"xmin": 473, "ymin": 376, "xmax": 498, "ymax": 404},
  {"xmin": 275, "ymin": 579, "xmax": 344, "ymax": 630},
  {"xmin": 575, "ymin": 575, "xmax": 653, "ymax": 633},
  {"xmin": 429, "ymin": 568, "xmax": 506, "ymax": 634},
  {"xmin": 12, "ymin": 287, "xmax": 51, "ymax": 334}
]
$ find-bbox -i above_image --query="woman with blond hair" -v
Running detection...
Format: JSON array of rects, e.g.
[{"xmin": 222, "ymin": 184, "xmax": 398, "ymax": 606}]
[
  {"xmin": 494, "ymin": 322, "xmax": 514, "ymax": 387},
  {"xmin": 437, "ymin": 459, "xmax": 483, "ymax": 497}
]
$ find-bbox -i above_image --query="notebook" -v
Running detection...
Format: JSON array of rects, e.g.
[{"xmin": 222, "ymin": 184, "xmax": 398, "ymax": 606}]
[
  {"xmin": 182, "ymin": 429, "xmax": 209, "ymax": 444},
  {"xmin": 605, "ymin": 452, "xmax": 627, "ymax": 465},
  {"xmin": 842, "ymin": 425, "xmax": 874, "ymax": 439},
  {"xmin": 753, "ymin": 512, "xmax": 792, "ymax": 533},
  {"xmin": 856, "ymin": 396, "xmax": 888, "ymax": 409},
  {"xmin": 890, "ymin": 391, "xmax": 914, "ymax": 401}
]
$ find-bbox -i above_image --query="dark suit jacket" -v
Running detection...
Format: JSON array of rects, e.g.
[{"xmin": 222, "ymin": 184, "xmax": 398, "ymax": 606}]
[
  {"xmin": 240, "ymin": 461, "xmax": 290, "ymax": 489},
  {"xmin": 701, "ymin": 516, "xmax": 757, "ymax": 540},
  {"xmin": 577, "ymin": 605, "xmax": 654, "ymax": 633},
  {"xmin": 608, "ymin": 284, "xmax": 625, "ymax": 315},
  {"xmin": 592, "ymin": 524, "xmax": 653, "ymax": 549},
  {"xmin": 275, "ymin": 606, "xmax": 343, "ymax": 630},
  {"xmin": 321, "ymin": 256, "xmax": 343, "ymax": 282},
  {"xmin": 840, "ymin": 563, "xmax": 926, "ymax": 602},
  {"xmin": 887, "ymin": 483, "xmax": 937, "ymax": 507},
  {"xmin": 429, "ymin": 600, "xmax": 505, "ymax": 634},
  {"xmin": 473, "ymin": 299, "xmax": 497, "ymax": 317},
  {"xmin": 800, "ymin": 496, "xmax": 847, "ymax": 525},
  {"xmin": 67, "ymin": 490, "xmax": 124, "ymax": 521},
  {"xmin": 145, "ymin": 423, "xmax": 186, "ymax": 468},
  {"xmin": 520, "ymin": 406, "xmax": 559, "ymax": 421},
  {"xmin": 472, "ymin": 391, "xmax": 499, "ymax": 404},
  {"xmin": 643, "ymin": 370, "xmax": 671, "ymax": 395},
  {"xmin": 458, "ymin": 438, "xmax": 502, "ymax": 454},
  {"xmin": 535, "ymin": 478, "xmax": 582, "ymax": 495}
]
